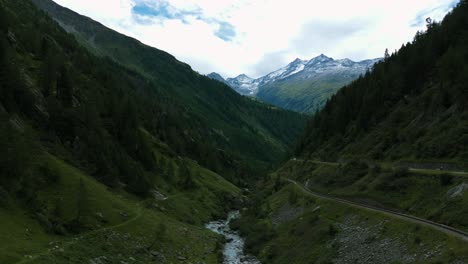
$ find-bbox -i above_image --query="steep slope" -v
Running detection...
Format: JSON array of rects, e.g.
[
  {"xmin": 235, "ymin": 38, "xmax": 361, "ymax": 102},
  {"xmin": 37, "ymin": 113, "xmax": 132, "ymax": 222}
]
[
  {"xmin": 229, "ymin": 2, "xmax": 468, "ymax": 263},
  {"xmin": 232, "ymin": 164, "xmax": 468, "ymax": 263},
  {"xmin": 31, "ymin": 0, "xmax": 308, "ymax": 181},
  {"xmin": 210, "ymin": 55, "xmax": 379, "ymax": 113},
  {"xmin": 0, "ymin": 0, "xmax": 247, "ymax": 262},
  {"xmin": 297, "ymin": 1, "xmax": 468, "ymax": 163}
]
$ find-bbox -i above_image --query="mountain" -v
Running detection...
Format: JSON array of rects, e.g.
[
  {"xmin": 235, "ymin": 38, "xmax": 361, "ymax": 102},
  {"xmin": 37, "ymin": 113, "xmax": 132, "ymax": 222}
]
[
  {"xmin": 207, "ymin": 72, "xmax": 226, "ymax": 83},
  {"xmin": 31, "ymin": 0, "xmax": 307, "ymax": 182},
  {"xmin": 225, "ymin": 74, "xmax": 258, "ymax": 96},
  {"xmin": 210, "ymin": 54, "xmax": 380, "ymax": 113},
  {"xmin": 0, "ymin": 0, "xmax": 308, "ymax": 262},
  {"xmin": 256, "ymin": 55, "xmax": 380, "ymax": 113},
  {"xmin": 232, "ymin": 2, "xmax": 468, "ymax": 263},
  {"xmin": 297, "ymin": 1, "xmax": 468, "ymax": 163}
]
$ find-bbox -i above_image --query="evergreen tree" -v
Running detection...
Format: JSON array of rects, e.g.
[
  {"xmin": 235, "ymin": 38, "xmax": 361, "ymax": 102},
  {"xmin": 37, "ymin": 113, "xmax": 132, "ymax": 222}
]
[
  {"xmin": 57, "ymin": 65, "xmax": 73, "ymax": 107},
  {"xmin": 76, "ymin": 178, "xmax": 89, "ymax": 222},
  {"xmin": 179, "ymin": 161, "xmax": 195, "ymax": 189},
  {"xmin": 0, "ymin": 5, "xmax": 8, "ymax": 33},
  {"xmin": 40, "ymin": 51, "xmax": 58, "ymax": 97}
]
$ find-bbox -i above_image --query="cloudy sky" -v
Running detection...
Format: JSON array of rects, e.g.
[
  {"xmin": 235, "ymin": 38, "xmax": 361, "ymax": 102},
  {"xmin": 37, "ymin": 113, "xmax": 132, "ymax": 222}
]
[{"xmin": 53, "ymin": 0, "xmax": 458, "ymax": 78}]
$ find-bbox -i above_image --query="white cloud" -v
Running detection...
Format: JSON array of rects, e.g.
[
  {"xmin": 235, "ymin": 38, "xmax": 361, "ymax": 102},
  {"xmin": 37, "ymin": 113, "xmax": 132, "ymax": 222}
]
[{"xmin": 52, "ymin": 0, "xmax": 457, "ymax": 78}]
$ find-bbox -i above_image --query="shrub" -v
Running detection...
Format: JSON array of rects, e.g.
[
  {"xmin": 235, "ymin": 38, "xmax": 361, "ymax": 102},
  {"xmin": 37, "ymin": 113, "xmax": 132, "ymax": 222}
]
[
  {"xmin": 371, "ymin": 164, "xmax": 382, "ymax": 174},
  {"xmin": 439, "ymin": 173, "xmax": 454, "ymax": 186},
  {"xmin": 39, "ymin": 163, "xmax": 60, "ymax": 183},
  {"xmin": 328, "ymin": 224, "xmax": 338, "ymax": 236},
  {"xmin": 288, "ymin": 189, "xmax": 298, "ymax": 204},
  {"xmin": 414, "ymin": 236, "xmax": 422, "ymax": 244},
  {"xmin": 393, "ymin": 167, "xmax": 409, "ymax": 178}
]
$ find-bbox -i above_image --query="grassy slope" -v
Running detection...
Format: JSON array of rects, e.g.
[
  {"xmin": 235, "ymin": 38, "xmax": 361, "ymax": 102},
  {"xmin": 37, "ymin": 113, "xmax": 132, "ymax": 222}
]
[
  {"xmin": 0, "ymin": 145, "xmax": 240, "ymax": 264},
  {"xmin": 0, "ymin": 1, "xmax": 249, "ymax": 263},
  {"xmin": 0, "ymin": 127, "xmax": 239, "ymax": 263},
  {"xmin": 278, "ymin": 160, "xmax": 468, "ymax": 232},
  {"xmin": 235, "ymin": 176, "xmax": 468, "ymax": 264},
  {"xmin": 257, "ymin": 77, "xmax": 350, "ymax": 114}
]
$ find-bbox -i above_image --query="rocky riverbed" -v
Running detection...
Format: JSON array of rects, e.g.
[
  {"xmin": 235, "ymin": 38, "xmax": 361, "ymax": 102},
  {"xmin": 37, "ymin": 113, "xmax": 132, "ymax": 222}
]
[{"xmin": 205, "ymin": 211, "xmax": 260, "ymax": 264}]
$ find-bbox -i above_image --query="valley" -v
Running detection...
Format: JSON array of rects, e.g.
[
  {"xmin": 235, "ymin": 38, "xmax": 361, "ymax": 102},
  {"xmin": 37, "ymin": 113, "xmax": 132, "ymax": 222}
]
[
  {"xmin": 208, "ymin": 55, "xmax": 380, "ymax": 113},
  {"xmin": 1, "ymin": 0, "xmax": 468, "ymax": 263}
]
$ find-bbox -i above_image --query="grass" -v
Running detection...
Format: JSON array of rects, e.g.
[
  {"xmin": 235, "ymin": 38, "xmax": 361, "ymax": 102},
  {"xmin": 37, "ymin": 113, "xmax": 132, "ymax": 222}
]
[
  {"xmin": 28, "ymin": 208, "xmax": 221, "ymax": 264},
  {"xmin": 408, "ymin": 168, "xmax": 468, "ymax": 177},
  {"xmin": 0, "ymin": 148, "xmax": 240, "ymax": 264},
  {"xmin": 0, "ymin": 154, "xmax": 138, "ymax": 264},
  {"xmin": 243, "ymin": 178, "xmax": 468, "ymax": 263},
  {"xmin": 278, "ymin": 160, "xmax": 468, "ymax": 232},
  {"xmin": 295, "ymin": 159, "xmax": 468, "ymax": 177}
]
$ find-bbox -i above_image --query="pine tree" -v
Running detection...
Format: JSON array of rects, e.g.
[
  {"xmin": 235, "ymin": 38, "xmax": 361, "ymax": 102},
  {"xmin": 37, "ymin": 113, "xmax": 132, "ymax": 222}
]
[
  {"xmin": 384, "ymin": 48, "xmax": 390, "ymax": 59},
  {"xmin": 179, "ymin": 161, "xmax": 195, "ymax": 189},
  {"xmin": 40, "ymin": 54, "xmax": 57, "ymax": 97},
  {"xmin": 76, "ymin": 178, "xmax": 89, "ymax": 222},
  {"xmin": 57, "ymin": 65, "xmax": 73, "ymax": 107},
  {"xmin": 0, "ymin": 5, "xmax": 7, "ymax": 33}
]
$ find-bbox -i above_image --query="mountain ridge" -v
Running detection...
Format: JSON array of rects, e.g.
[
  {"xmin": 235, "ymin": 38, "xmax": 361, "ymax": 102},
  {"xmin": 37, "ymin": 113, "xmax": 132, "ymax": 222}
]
[
  {"xmin": 208, "ymin": 55, "xmax": 381, "ymax": 113},
  {"xmin": 31, "ymin": 0, "xmax": 308, "ymax": 181},
  {"xmin": 296, "ymin": 0, "xmax": 468, "ymax": 163}
]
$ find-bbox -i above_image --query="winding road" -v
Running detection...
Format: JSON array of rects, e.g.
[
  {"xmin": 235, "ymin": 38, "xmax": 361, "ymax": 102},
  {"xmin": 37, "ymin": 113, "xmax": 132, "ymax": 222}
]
[
  {"xmin": 286, "ymin": 178, "xmax": 468, "ymax": 242},
  {"xmin": 292, "ymin": 159, "xmax": 468, "ymax": 178}
]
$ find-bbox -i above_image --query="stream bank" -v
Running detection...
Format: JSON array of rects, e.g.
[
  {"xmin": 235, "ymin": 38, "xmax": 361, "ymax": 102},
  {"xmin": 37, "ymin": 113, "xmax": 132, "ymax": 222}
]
[{"xmin": 205, "ymin": 211, "xmax": 260, "ymax": 264}]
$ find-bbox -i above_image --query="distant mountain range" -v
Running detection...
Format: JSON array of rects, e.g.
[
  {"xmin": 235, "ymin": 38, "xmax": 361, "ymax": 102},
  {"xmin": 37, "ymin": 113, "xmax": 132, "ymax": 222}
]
[{"xmin": 208, "ymin": 54, "xmax": 381, "ymax": 113}]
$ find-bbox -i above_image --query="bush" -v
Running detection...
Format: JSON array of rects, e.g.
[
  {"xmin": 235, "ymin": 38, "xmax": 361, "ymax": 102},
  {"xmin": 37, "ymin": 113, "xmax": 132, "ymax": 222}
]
[
  {"xmin": 414, "ymin": 236, "xmax": 422, "ymax": 244},
  {"xmin": 335, "ymin": 160, "xmax": 369, "ymax": 187},
  {"xmin": 288, "ymin": 189, "xmax": 298, "ymax": 204},
  {"xmin": 328, "ymin": 224, "xmax": 338, "ymax": 236},
  {"xmin": 39, "ymin": 163, "xmax": 60, "ymax": 183},
  {"xmin": 371, "ymin": 164, "xmax": 382, "ymax": 174},
  {"xmin": 439, "ymin": 173, "xmax": 454, "ymax": 186},
  {"xmin": 0, "ymin": 186, "xmax": 10, "ymax": 208},
  {"xmin": 375, "ymin": 173, "xmax": 410, "ymax": 192},
  {"xmin": 393, "ymin": 167, "xmax": 409, "ymax": 178}
]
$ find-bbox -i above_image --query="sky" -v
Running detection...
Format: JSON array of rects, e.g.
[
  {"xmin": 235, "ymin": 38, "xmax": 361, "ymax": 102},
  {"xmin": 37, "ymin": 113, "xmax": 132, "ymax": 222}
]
[{"xmin": 53, "ymin": 0, "xmax": 458, "ymax": 78}]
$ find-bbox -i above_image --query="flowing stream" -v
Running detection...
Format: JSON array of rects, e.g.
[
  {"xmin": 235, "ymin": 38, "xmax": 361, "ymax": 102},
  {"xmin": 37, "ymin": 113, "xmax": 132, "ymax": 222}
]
[{"xmin": 205, "ymin": 211, "xmax": 261, "ymax": 264}]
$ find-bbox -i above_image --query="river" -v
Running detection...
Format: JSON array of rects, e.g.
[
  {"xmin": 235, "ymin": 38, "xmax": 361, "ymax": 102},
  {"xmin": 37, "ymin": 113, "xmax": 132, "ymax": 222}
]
[{"xmin": 205, "ymin": 211, "xmax": 261, "ymax": 264}]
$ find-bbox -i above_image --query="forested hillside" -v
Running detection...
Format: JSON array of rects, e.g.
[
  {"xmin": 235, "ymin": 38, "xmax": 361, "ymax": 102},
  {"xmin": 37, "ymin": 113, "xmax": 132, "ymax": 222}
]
[
  {"xmin": 0, "ymin": 0, "xmax": 306, "ymax": 199},
  {"xmin": 297, "ymin": 0, "xmax": 468, "ymax": 163},
  {"xmin": 31, "ymin": 0, "xmax": 308, "ymax": 180},
  {"xmin": 0, "ymin": 0, "xmax": 307, "ymax": 262}
]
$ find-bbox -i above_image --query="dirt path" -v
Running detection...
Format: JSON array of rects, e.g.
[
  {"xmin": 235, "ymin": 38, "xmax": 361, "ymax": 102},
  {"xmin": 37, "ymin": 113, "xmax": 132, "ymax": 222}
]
[
  {"xmin": 286, "ymin": 178, "xmax": 468, "ymax": 242},
  {"xmin": 16, "ymin": 204, "xmax": 144, "ymax": 264}
]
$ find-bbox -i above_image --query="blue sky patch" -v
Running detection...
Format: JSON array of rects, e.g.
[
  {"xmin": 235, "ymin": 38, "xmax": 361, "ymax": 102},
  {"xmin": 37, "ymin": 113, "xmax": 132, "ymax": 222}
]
[
  {"xmin": 215, "ymin": 22, "xmax": 236, "ymax": 41},
  {"xmin": 410, "ymin": 0, "xmax": 458, "ymax": 27},
  {"xmin": 132, "ymin": 1, "xmax": 201, "ymax": 21},
  {"xmin": 132, "ymin": 4, "xmax": 163, "ymax": 17},
  {"xmin": 131, "ymin": 1, "xmax": 236, "ymax": 42}
]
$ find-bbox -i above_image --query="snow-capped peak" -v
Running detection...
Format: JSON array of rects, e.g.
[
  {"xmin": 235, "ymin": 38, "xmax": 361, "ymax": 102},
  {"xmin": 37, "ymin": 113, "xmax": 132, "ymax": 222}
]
[
  {"xmin": 210, "ymin": 54, "xmax": 381, "ymax": 96},
  {"xmin": 306, "ymin": 54, "xmax": 334, "ymax": 66},
  {"xmin": 230, "ymin": 74, "xmax": 254, "ymax": 82},
  {"xmin": 291, "ymin": 58, "xmax": 304, "ymax": 64},
  {"xmin": 223, "ymin": 74, "xmax": 258, "ymax": 96}
]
